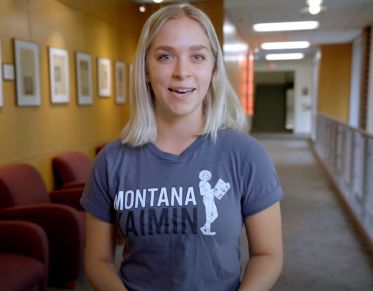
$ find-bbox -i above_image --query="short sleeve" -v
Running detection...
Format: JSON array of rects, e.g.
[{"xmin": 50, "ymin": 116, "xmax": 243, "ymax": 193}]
[
  {"xmin": 80, "ymin": 149, "xmax": 115, "ymax": 224},
  {"xmin": 241, "ymin": 140, "xmax": 284, "ymax": 217}
]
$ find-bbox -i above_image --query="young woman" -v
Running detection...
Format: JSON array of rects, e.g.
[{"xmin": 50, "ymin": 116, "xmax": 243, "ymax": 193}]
[{"xmin": 81, "ymin": 4, "xmax": 284, "ymax": 291}]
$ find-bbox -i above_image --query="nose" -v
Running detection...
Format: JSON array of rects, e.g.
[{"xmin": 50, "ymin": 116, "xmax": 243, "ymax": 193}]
[{"xmin": 172, "ymin": 58, "xmax": 191, "ymax": 79}]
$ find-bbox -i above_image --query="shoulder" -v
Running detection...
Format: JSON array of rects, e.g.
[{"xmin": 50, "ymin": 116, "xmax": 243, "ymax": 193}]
[
  {"xmin": 99, "ymin": 140, "xmax": 142, "ymax": 157},
  {"xmin": 216, "ymin": 129, "xmax": 267, "ymax": 153},
  {"xmin": 95, "ymin": 140, "xmax": 148, "ymax": 168},
  {"xmin": 94, "ymin": 140, "xmax": 130, "ymax": 167},
  {"xmin": 100, "ymin": 140, "xmax": 125, "ymax": 153},
  {"xmin": 214, "ymin": 129, "xmax": 274, "ymax": 168}
]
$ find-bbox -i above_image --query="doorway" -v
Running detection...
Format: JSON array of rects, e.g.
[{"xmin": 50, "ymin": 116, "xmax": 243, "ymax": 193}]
[{"xmin": 252, "ymin": 71, "xmax": 295, "ymax": 133}]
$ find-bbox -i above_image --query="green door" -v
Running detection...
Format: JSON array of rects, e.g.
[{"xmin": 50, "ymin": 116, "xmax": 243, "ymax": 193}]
[{"xmin": 252, "ymin": 84, "xmax": 287, "ymax": 132}]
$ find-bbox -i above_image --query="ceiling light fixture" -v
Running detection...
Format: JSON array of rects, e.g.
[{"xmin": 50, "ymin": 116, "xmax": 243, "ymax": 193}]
[
  {"xmin": 223, "ymin": 43, "xmax": 249, "ymax": 53},
  {"xmin": 253, "ymin": 21, "xmax": 319, "ymax": 32},
  {"xmin": 153, "ymin": 0, "xmax": 163, "ymax": 3},
  {"xmin": 307, "ymin": 0, "xmax": 322, "ymax": 6},
  {"xmin": 308, "ymin": 5, "xmax": 321, "ymax": 15},
  {"xmin": 265, "ymin": 53, "xmax": 305, "ymax": 60},
  {"xmin": 261, "ymin": 41, "xmax": 310, "ymax": 50},
  {"xmin": 223, "ymin": 23, "xmax": 235, "ymax": 34},
  {"xmin": 139, "ymin": 5, "xmax": 146, "ymax": 13},
  {"xmin": 306, "ymin": 0, "xmax": 324, "ymax": 15}
]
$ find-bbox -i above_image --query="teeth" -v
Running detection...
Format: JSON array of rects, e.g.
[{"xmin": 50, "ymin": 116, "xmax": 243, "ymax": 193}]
[{"xmin": 169, "ymin": 88, "xmax": 194, "ymax": 93}]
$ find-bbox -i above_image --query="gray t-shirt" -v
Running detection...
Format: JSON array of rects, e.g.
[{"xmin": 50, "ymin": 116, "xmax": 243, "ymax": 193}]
[{"xmin": 81, "ymin": 129, "xmax": 284, "ymax": 291}]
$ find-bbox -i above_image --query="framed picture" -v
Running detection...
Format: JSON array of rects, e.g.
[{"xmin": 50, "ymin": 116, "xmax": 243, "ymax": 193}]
[
  {"xmin": 97, "ymin": 58, "xmax": 111, "ymax": 97},
  {"xmin": 76, "ymin": 52, "xmax": 93, "ymax": 105},
  {"xmin": 48, "ymin": 47, "xmax": 69, "ymax": 104},
  {"xmin": 0, "ymin": 40, "xmax": 3, "ymax": 108},
  {"xmin": 115, "ymin": 61, "xmax": 126, "ymax": 104},
  {"xmin": 14, "ymin": 39, "xmax": 41, "ymax": 106}
]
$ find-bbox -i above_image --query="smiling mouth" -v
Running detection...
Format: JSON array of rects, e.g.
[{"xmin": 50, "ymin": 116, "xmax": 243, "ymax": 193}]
[{"xmin": 168, "ymin": 88, "xmax": 196, "ymax": 94}]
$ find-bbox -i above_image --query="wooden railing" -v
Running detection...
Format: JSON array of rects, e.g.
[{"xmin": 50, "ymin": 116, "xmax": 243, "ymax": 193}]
[{"xmin": 314, "ymin": 113, "xmax": 373, "ymax": 244}]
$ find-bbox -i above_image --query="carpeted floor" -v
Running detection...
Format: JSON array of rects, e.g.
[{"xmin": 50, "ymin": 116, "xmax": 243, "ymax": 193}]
[
  {"xmin": 48, "ymin": 134, "xmax": 373, "ymax": 291},
  {"xmin": 253, "ymin": 134, "xmax": 373, "ymax": 291}
]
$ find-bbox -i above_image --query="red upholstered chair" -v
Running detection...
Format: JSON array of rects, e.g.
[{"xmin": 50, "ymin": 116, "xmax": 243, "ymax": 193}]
[
  {"xmin": 52, "ymin": 151, "xmax": 92, "ymax": 190},
  {"xmin": 0, "ymin": 220, "xmax": 48, "ymax": 291},
  {"xmin": 0, "ymin": 164, "xmax": 84, "ymax": 289}
]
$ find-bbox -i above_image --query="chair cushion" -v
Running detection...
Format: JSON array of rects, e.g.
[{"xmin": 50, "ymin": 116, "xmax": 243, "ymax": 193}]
[{"xmin": 0, "ymin": 253, "xmax": 44, "ymax": 291}]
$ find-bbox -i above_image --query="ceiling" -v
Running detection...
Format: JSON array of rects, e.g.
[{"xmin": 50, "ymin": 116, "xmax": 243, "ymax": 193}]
[
  {"xmin": 132, "ymin": 0, "xmax": 373, "ymax": 60},
  {"xmin": 225, "ymin": 0, "xmax": 373, "ymax": 60}
]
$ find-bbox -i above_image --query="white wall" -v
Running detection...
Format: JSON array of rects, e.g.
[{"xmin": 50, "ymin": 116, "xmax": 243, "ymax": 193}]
[
  {"xmin": 311, "ymin": 50, "xmax": 321, "ymax": 140},
  {"xmin": 349, "ymin": 35, "xmax": 362, "ymax": 128},
  {"xmin": 367, "ymin": 27, "xmax": 373, "ymax": 134},
  {"xmin": 255, "ymin": 57, "xmax": 314, "ymax": 134}
]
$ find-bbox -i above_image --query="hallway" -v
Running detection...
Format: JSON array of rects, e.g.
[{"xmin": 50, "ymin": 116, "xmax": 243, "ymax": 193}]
[{"xmin": 253, "ymin": 134, "xmax": 373, "ymax": 290}]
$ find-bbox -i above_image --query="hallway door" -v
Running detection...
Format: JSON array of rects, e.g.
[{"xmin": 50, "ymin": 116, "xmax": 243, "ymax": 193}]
[{"xmin": 252, "ymin": 84, "xmax": 287, "ymax": 132}]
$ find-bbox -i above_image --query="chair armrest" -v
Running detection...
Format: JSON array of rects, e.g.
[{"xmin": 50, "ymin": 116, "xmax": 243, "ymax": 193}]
[
  {"xmin": 62, "ymin": 181, "xmax": 86, "ymax": 189},
  {"xmin": 50, "ymin": 188, "xmax": 84, "ymax": 210},
  {"xmin": 0, "ymin": 204, "xmax": 84, "ymax": 286},
  {"xmin": 0, "ymin": 220, "xmax": 48, "ymax": 266},
  {"xmin": 0, "ymin": 204, "xmax": 83, "ymax": 245}
]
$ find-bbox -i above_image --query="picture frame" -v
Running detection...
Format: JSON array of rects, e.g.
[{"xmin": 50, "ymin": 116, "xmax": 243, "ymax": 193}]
[
  {"xmin": 48, "ymin": 47, "xmax": 69, "ymax": 104},
  {"xmin": 0, "ymin": 40, "xmax": 3, "ymax": 108},
  {"xmin": 76, "ymin": 52, "xmax": 93, "ymax": 105},
  {"xmin": 97, "ymin": 57, "xmax": 111, "ymax": 97},
  {"xmin": 14, "ymin": 39, "xmax": 41, "ymax": 106},
  {"xmin": 115, "ymin": 61, "xmax": 126, "ymax": 104}
]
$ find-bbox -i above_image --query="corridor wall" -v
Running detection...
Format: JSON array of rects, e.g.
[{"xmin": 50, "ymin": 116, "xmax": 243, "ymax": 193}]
[
  {"xmin": 0, "ymin": 0, "xmax": 147, "ymax": 189},
  {"xmin": 317, "ymin": 44, "xmax": 352, "ymax": 123},
  {"xmin": 223, "ymin": 18, "xmax": 252, "ymax": 129}
]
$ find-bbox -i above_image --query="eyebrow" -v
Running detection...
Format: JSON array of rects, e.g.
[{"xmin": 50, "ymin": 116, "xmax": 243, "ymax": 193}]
[{"xmin": 153, "ymin": 45, "xmax": 210, "ymax": 52}]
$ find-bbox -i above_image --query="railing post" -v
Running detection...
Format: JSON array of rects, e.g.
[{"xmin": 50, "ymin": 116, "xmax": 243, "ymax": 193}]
[
  {"xmin": 335, "ymin": 124, "xmax": 344, "ymax": 179},
  {"xmin": 351, "ymin": 132, "xmax": 365, "ymax": 220},
  {"xmin": 363, "ymin": 138, "xmax": 373, "ymax": 241},
  {"xmin": 343, "ymin": 128, "xmax": 353, "ymax": 198}
]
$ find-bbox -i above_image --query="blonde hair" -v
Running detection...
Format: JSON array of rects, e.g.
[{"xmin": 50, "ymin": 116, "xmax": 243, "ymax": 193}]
[{"xmin": 121, "ymin": 4, "xmax": 247, "ymax": 146}]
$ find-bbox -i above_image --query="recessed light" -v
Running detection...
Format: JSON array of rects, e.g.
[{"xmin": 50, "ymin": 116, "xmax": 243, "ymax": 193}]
[
  {"xmin": 153, "ymin": 0, "xmax": 163, "ymax": 3},
  {"xmin": 261, "ymin": 41, "xmax": 310, "ymax": 50},
  {"xmin": 223, "ymin": 23, "xmax": 235, "ymax": 34},
  {"xmin": 253, "ymin": 21, "xmax": 319, "ymax": 32},
  {"xmin": 223, "ymin": 43, "xmax": 249, "ymax": 53},
  {"xmin": 308, "ymin": 5, "xmax": 321, "ymax": 15},
  {"xmin": 265, "ymin": 53, "xmax": 305, "ymax": 60}
]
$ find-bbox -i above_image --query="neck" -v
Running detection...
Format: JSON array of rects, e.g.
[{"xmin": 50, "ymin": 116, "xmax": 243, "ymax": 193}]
[{"xmin": 155, "ymin": 114, "xmax": 205, "ymax": 155}]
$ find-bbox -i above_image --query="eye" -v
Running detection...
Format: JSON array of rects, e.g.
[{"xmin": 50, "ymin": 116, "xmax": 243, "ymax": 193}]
[
  {"xmin": 192, "ymin": 54, "xmax": 206, "ymax": 62},
  {"xmin": 158, "ymin": 54, "xmax": 173, "ymax": 62}
]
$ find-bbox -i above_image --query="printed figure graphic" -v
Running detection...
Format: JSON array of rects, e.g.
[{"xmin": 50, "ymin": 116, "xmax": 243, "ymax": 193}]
[{"xmin": 199, "ymin": 170, "xmax": 230, "ymax": 235}]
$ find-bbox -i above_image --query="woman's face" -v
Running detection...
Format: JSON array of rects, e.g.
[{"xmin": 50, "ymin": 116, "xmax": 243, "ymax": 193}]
[{"xmin": 147, "ymin": 16, "xmax": 214, "ymax": 122}]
